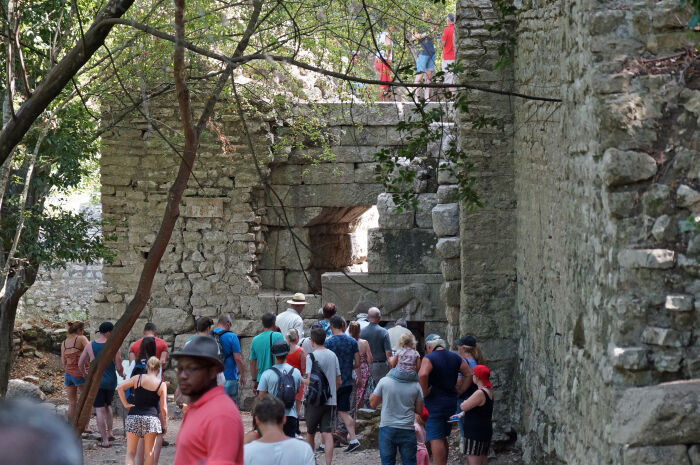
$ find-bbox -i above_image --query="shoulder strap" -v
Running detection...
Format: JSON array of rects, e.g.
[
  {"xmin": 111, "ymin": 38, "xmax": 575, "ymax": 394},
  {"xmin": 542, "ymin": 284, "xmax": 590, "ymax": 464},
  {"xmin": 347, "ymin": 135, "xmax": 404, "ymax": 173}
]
[
  {"xmin": 271, "ymin": 366, "xmax": 281, "ymax": 377},
  {"xmin": 137, "ymin": 374, "xmax": 142, "ymax": 388}
]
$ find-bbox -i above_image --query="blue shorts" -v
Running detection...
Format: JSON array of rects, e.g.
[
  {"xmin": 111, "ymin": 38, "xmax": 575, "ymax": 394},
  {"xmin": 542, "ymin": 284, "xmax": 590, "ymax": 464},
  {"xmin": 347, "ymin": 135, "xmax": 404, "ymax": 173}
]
[
  {"xmin": 416, "ymin": 54, "xmax": 435, "ymax": 74},
  {"xmin": 64, "ymin": 373, "xmax": 85, "ymax": 387},
  {"xmin": 425, "ymin": 412, "xmax": 453, "ymax": 441}
]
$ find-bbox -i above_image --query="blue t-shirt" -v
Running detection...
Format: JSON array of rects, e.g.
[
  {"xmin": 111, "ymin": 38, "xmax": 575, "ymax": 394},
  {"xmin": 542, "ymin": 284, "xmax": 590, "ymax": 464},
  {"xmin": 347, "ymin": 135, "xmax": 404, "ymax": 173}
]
[
  {"xmin": 418, "ymin": 35, "xmax": 435, "ymax": 56},
  {"xmin": 324, "ymin": 334, "xmax": 359, "ymax": 388},
  {"xmin": 258, "ymin": 362, "xmax": 302, "ymax": 418},
  {"xmin": 425, "ymin": 349, "xmax": 463, "ymax": 416},
  {"xmin": 92, "ymin": 341, "xmax": 117, "ymax": 390},
  {"xmin": 319, "ymin": 320, "xmax": 332, "ymax": 338},
  {"xmin": 212, "ymin": 328, "xmax": 242, "ymax": 381}
]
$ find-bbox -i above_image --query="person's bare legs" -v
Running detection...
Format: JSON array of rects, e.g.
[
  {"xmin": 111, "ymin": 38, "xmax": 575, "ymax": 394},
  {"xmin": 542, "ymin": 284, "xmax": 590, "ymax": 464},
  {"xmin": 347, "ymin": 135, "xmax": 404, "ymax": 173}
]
[
  {"xmin": 430, "ymin": 437, "xmax": 448, "ymax": 465},
  {"xmin": 337, "ymin": 411, "xmax": 356, "ymax": 441},
  {"xmin": 96, "ymin": 407, "xmax": 109, "ymax": 446},
  {"xmin": 152, "ymin": 435, "xmax": 163, "ymax": 464},
  {"xmin": 125, "ymin": 432, "xmax": 139, "ymax": 465},
  {"xmin": 106, "ymin": 405, "xmax": 114, "ymax": 439},
  {"xmin": 322, "ymin": 432, "xmax": 334, "ymax": 465},
  {"xmin": 424, "ymin": 70, "xmax": 433, "ymax": 100},
  {"xmin": 306, "ymin": 432, "xmax": 315, "ymax": 451},
  {"xmin": 414, "ymin": 73, "xmax": 424, "ymax": 101},
  {"xmin": 66, "ymin": 385, "xmax": 77, "ymax": 422},
  {"xmin": 135, "ymin": 439, "xmax": 145, "ymax": 465},
  {"xmin": 143, "ymin": 433, "xmax": 158, "ymax": 465}
]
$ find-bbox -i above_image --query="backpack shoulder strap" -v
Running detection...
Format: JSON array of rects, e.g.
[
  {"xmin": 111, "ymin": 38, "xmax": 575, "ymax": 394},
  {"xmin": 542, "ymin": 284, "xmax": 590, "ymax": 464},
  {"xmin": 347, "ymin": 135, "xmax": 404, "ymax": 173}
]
[{"xmin": 270, "ymin": 366, "xmax": 282, "ymax": 377}]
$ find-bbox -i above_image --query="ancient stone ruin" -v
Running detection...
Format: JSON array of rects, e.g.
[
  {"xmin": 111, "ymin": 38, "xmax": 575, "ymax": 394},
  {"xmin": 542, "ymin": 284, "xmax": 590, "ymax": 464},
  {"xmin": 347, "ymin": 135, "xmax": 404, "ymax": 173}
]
[{"xmin": 18, "ymin": 0, "xmax": 699, "ymax": 463}]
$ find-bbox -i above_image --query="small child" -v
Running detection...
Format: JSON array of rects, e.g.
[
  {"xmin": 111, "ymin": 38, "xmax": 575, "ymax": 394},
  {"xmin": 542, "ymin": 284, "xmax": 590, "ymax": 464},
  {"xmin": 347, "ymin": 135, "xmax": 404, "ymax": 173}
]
[
  {"xmin": 415, "ymin": 408, "xmax": 430, "ymax": 465},
  {"xmin": 388, "ymin": 332, "xmax": 420, "ymax": 382}
]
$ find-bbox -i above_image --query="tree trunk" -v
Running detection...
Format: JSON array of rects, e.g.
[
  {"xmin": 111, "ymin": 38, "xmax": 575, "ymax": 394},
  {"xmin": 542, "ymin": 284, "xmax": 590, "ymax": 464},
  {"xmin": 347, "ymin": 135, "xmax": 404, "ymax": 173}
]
[{"xmin": 0, "ymin": 263, "xmax": 37, "ymax": 397}]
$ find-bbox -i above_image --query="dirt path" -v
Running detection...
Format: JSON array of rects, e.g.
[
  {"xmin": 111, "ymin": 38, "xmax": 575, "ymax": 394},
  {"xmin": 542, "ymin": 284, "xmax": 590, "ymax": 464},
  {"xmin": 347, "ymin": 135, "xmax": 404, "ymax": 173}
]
[
  {"xmin": 83, "ymin": 410, "xmax": 384, "ymax": 465},
  {"xmin": 83, "ymin": 407, "xmax": 520, "ymax": 465}
]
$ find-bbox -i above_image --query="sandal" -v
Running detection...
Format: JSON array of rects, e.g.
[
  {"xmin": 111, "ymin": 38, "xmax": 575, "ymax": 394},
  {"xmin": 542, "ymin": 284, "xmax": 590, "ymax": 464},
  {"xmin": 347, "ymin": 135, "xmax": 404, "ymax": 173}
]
[{"xmin": 108, "ymin": 436, "xmax": 116, "ymax": 441}]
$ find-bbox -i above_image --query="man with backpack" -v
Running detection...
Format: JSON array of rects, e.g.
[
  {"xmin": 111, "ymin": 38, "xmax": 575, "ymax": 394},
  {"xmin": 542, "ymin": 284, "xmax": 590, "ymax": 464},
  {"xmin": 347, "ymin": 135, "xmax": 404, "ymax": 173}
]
[
  {"xmin": 250, "ymin": 312, "xmax": 285, "ymax": 395},
  {"xmin": 212, "ymin": 314, "xmax": 246, "ymax": 405},
  {"xmin": 257, "ymin": 340, "xmax": 302, "ymax": 438},
  {"xmin": 324, "ymin": 315, "xmax": 361, "ymax": 452},
  {"xmin": 303, "ymin": 326, "xmax": 341, "ymax": 465}
]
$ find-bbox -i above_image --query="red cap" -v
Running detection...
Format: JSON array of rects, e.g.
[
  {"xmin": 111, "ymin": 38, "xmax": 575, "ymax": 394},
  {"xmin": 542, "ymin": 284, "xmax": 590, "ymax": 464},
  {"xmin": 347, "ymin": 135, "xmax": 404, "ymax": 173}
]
[
  {"xmin": 473, "ymin": 365, "xmax": 492, "ymax": 388},
  {"xmin": 420, "ymin": 407, "xmax": 429, "ymax": 422}
]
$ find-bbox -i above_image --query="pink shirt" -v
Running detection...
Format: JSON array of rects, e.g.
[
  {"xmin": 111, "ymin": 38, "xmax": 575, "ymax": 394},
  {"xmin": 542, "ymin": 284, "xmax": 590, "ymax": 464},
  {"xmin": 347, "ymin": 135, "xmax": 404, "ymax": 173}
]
[{"xmin": 173, "ymin": 386, "xmax": 244, "ymax": 465}]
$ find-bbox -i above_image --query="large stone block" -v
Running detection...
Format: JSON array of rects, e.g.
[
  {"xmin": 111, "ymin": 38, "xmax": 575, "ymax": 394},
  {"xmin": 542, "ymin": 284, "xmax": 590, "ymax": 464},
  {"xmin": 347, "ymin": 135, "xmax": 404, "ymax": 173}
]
[
  {"xmin": 623, "ymin": 445, "xmax": 690, "ymax": 465},
  {"xmin": 151, "ymin": 307, "xmax": 194, "ymax": 334},
  {"xmin": 432, "ymin": 203, "xmax": 460, "ymax": 237},
  {"xmin": 368, "ymin": 229, "xmax": 439, "ymax": 274},
  {"xmin": 641, "ymin": 326, "xmax": 691, "ymax": 347},
  {"xmin": 439, "ymin": 280, "xmax": 461, "ymax": 306},
  {"xmin": 321, "ymin": 272, "xmax": 444, "ymax": 321},
  {"xmin": 618, "ymin": 249, "xmax": 676, "ymax": 269},
  {"xmin": 436, "ymin": 237, "xmax": 460, "ymax": 259},
  {"xmin": 416, "ymin": 194, "xmax": 438, "ymax": 229},
  {"xmin": 602, "ymin": 148, "xmax": 657, "ymax": 186},
  {"xmin": 612, "ymin": 380, "xmax": 700, "ymax": 446},
  {"xmin": 677, "ymin": 184, "xmax": 700, "ymax": 209},
  {"xmin": 377, "ymin": 193, "xmax": 414, "ymax": 229},
  {"xmin": 183, "ymin": 197, "xmax": 224, "ymax": 218}
]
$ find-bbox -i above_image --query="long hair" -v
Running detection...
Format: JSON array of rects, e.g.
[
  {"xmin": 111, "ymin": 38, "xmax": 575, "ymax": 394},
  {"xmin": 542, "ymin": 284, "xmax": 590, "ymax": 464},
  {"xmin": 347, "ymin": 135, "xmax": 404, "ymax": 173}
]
[
  {"xmin": 464, "ymin": 345, "xmax": 485, "ymax": 365},
  {"xmin": 137, "ymin": 336, "xmax": 157, "ymax": 362}
]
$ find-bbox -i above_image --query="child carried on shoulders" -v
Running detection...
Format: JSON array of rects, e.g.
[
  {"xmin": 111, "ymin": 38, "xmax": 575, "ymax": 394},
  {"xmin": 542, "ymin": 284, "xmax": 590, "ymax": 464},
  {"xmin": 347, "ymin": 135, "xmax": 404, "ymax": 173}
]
[{"xmin": 387, "ymin": 332, "xmax": 421, "ymax": 382}]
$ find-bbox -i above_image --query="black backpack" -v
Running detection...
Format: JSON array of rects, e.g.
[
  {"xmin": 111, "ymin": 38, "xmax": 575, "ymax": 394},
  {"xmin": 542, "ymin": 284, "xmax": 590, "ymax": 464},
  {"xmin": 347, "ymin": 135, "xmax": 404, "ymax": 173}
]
[
  {"xmin": 270, "ymin": 367, "xmax": 297, "ymax": 409},
  {"xmin": 304, "ymin": 353, "xmax": 331, "ymax": 407},
  {"xmin": 211, "ymin": 329, "xmax": 232, "ymax": 362}
]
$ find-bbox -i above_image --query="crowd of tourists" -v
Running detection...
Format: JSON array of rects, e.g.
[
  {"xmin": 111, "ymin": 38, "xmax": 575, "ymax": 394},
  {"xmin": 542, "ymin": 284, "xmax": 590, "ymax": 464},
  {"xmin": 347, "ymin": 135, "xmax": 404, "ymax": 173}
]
[{"xmin": 51, "ymin": 292, "xmax": 494, "ymax": 465}]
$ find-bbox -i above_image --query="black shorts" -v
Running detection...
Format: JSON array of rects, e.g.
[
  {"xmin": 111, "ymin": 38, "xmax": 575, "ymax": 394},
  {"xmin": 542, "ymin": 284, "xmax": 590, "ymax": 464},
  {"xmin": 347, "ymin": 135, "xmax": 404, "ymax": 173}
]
[
  {"xmin": 283, "ymin": 416, "xmax": 299, "ymax": 438},
  {"xmin": 305, "ymin": 404, "xmax": 335, "ymax": 434},
  {"xmin": 93, "ymin": 388, "xmax": 115, "ymax": 408},
  {"xmin": 336, "ymin": 386, "xmax": 353, "ymax": 412}
]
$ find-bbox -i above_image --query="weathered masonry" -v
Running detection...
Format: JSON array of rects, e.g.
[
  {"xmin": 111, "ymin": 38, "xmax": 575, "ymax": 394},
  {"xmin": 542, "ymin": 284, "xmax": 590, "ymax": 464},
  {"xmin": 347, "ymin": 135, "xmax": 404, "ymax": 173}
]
[
  {"xmin": 95, "ymin": 102, "xmax": 459, "ymax": 408},
  {"xmin": 455, "ymin": 0, "xmax": 699, "ymax": 463}
]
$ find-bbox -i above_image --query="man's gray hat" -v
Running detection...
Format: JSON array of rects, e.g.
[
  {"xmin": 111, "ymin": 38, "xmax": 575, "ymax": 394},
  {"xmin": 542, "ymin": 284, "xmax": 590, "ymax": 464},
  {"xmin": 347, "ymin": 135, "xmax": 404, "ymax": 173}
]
[
  {"xmin": 271, "ymin": 340, "xmax": 290, "ymax": 357},
  {"xmin": 172, "ymin": 335, "xmax": 224, "ymax": 370}
]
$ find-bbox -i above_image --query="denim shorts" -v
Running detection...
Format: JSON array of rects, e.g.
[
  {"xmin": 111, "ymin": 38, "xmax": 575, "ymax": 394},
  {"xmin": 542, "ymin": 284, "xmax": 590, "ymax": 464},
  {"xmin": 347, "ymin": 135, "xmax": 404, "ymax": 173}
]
[
  {"xmin": 425, "ymin": 412, "xmax": 453, "ymax": 441},
  {"xmin": 416, "ymin": 54, "xmax": 435, "ymax": 74},
  {"xmin": 224, "ymin": 379, "xmax": 239, "ymax": 405},
  {"xmin": 64, "ymin": 373, "xmax": 85, "ymax": 387}
]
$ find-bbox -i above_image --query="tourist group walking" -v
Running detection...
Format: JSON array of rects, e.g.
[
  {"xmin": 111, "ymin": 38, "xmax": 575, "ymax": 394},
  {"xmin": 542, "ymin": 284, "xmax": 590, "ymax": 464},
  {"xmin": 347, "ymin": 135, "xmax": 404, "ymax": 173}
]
[{"xmin": 56, "ymin": 289, "xmax": 493, "ymax": 465}]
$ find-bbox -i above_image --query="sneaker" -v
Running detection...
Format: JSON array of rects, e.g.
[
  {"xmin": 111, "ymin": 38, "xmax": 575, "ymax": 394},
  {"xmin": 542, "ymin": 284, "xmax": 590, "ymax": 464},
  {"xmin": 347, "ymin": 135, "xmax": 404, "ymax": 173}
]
[
  {"xmin": 345, "ymin": 442, "xmax": 360, "ymax": 452},
  {"xmin": 448, "ymin": 414, "xmax": 461, "ymax": 423},
  {"xmin": 316, "ymin": 445, "xmax": 325, "ymax": 453}
]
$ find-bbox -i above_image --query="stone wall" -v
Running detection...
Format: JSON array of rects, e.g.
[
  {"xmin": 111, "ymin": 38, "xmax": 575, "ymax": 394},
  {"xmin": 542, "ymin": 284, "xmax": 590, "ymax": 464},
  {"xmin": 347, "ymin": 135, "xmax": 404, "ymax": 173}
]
[
  {"xmin": 457, "ymin": 0, "xmax": 699, "ymax": 462},
  {"xmin": 97, "ymin": 101, "xmax": 452, "ymax": 408},
  {"xmin": 455, "ymin": 0, "xmax": 519, "ymax": 444}
]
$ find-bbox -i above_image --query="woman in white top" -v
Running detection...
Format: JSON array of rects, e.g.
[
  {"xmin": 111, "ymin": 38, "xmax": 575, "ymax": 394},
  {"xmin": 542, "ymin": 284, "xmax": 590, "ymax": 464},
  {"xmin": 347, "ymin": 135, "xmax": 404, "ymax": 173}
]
[{"xmin": 243, "ymin": 396, "xmax": 314, "ymax": 465}]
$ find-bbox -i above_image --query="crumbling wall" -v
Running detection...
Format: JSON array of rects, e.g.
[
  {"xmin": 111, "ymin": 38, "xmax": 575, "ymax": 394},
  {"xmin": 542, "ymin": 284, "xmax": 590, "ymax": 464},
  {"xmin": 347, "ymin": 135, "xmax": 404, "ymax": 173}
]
[
  {"xmin": 97, "ymin": 101, "xmax": 452, "ymax": 407},
  {"xmin": 457, "ymin": 0, "xmax": 700, "ymax": 461}
]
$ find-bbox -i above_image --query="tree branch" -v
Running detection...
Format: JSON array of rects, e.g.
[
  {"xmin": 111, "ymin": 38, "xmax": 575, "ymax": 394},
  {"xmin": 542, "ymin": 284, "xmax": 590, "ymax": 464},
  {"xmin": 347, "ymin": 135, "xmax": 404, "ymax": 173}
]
[{"xmin": 0, "ymin": 0, "xmax": 136, "ymax": 169}]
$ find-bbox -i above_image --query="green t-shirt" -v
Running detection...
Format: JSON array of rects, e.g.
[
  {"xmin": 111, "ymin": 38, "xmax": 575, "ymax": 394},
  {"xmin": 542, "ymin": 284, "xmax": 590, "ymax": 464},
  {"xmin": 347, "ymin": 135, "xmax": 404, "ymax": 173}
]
[{"xmin": 249, "ymin": 330, "xmax": 284, "ymax": 381}]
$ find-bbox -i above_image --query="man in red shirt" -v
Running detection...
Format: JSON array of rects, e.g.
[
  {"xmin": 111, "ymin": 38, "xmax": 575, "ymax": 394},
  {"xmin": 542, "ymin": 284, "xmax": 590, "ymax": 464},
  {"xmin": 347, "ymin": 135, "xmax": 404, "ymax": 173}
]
[
  {"xmin": 440, "ymin": 13, "xmax": 456, "ymax": 95},
  {"xmin": 129, "ymin": 322, "xmax": 168, "ymax": 366},
  {"xmin": 172, "ymin": 335, "xmax": 244, "ymax": 465}
]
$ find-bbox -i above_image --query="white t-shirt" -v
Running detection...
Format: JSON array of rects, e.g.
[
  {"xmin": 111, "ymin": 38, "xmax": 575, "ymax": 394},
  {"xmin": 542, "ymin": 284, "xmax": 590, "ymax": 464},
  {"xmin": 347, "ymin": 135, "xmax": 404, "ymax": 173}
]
[
  {"xmin": 275, "ymin": 309, "xmax": 303, "ymax": 339},
  {"xmin": 305, "ymin": 348, "xmax": 340, "ymax": 406},
  {"xmin": 244, "ymin": 438, "xmax": 315, "ymax": 465},
  {"xmin": 376, "ymin": 31, "xmax": 392, "ymax": 60}
]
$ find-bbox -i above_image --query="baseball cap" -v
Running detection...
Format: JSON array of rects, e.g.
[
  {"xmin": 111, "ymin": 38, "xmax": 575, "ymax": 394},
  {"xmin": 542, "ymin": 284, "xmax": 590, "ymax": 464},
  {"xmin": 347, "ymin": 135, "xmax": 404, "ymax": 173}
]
[
  {"xmin": 97, "ymin": 322, "xmax": 114, "ymax": 334},
  {"xmin": 425, "ymin": 333, "xmax": 440, "ymax": 343},
  {"xmin": 455, "ymin": 335, "xmax": 477, "ymax": 347},
  {"xmin": 271, "ymin": 340, "xmax": 290, "ymax": 357},
  {"xmin": 473, "ymin": 365, "xmax": 492, "ymax": 388}
]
